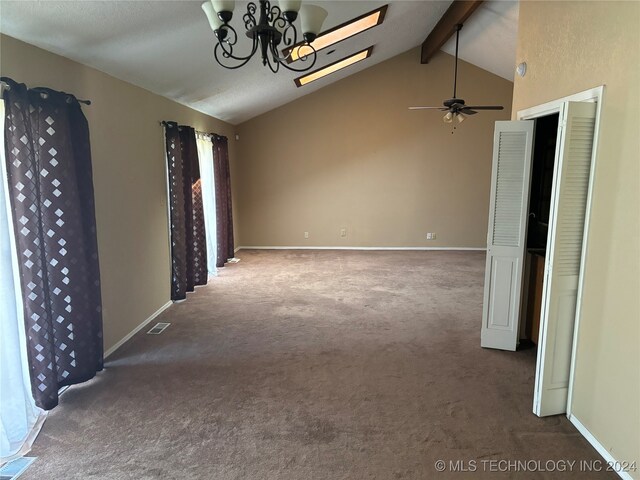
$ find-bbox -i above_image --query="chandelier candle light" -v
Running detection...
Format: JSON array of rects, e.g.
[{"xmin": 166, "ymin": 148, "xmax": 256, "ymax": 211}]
[{"xmin": 201, "ymin": 0, "xmax": 328, "ymax": 72}]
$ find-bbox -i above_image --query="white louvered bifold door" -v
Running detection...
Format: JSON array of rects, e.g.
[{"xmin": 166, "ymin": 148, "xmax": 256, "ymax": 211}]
[
  {"xmin": 533, "ymin": 102, "xmax": 597, "ymax": 416},
  {"xmin": 481, "ymin": 121, "xmax": 534, "ymax": 351}
]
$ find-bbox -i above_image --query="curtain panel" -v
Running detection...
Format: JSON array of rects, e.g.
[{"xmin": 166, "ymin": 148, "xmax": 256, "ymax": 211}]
[
  {"xmin": 163, "ymin": 122, "xmax": 207, "ymax": 300},
  {"xmin": 0, "ymin": 96, "xmax": 47, "ymax": 461},
  {"xmin": 1, "ymin": 77, "xmax": 103, "ymax": 410},
  {"xmin": 195, "ymin": 136, "xmax": 218, "ymax": 276},
  {"xmin": 212, "ymin": 135, "xmax": 234, "ymax": 267}
]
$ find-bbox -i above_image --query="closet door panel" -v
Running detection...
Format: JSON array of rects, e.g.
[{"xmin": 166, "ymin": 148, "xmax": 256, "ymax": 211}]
[
  {"xmin": 481, "ymin": 121, "xmax": 534, "ymax": 351},
  {"xmin": 534, "ymin": 101, "xmax": 597, "ymax": 416}
]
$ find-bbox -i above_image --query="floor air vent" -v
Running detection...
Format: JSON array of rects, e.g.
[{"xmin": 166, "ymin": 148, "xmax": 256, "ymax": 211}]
[
  {"xmin": 146, "ymin": 322, "xmax": 170, "ymax": 335},
  {"xmin": 0, "ymin": 457, "xmax": 36, "ymax": 480}
]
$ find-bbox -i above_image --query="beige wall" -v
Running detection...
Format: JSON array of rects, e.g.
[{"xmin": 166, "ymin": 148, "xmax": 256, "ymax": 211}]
[
  {"xmin": 513, "ymin": 1, "xmax": 640, "ymax": 472},
  {"xmin": 236, "ymin": 47, "xmax": 513, "ymax": 248},
  {"xmin": 0, "ymin": 34, "xmax": 238, "ymax": 353}
]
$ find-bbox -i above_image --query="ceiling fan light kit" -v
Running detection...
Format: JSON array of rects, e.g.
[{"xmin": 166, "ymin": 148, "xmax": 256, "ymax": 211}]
[
  {"xmin": 409, "ymin": 23, "xmax": 504, "ymax": 129},
  {"xmin": 202, "ymin": 0, "xmax": 328, "ymax": 72}
]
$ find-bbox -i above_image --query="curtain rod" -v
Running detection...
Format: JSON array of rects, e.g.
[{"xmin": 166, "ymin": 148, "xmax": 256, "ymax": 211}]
[
  {"xmin": 0, "ymin": 80, "xmax": 92, "ymax": 105},
  {"xmin": 159, "ymin": 121, "xmax": 220, "ymax": 139}
]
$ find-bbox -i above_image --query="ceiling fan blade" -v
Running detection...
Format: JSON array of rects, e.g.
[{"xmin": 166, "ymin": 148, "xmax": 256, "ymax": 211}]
[
  {"xmin": 459, "ymin": 108, "xmax": 478, "ymax": 115},
  {"xmin": 408, "ymin": 106, "xmax": 447, "ymax": 110},
  {"xmin": 463, "ymin": 106, "xmax": 504, "ymax": 110}
]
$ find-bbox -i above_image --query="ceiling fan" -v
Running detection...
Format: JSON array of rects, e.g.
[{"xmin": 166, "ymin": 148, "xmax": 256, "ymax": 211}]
[{"xmin": 409, "ymin": 23, "xmax": 503, "ymax": 124}]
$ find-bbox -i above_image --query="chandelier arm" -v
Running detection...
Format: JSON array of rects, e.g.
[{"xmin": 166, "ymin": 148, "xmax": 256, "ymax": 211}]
[
  {"xmin": 214, "ymin": 37, "xmax": 259, "ymax": 69},
  {"xmin": 271, "ymin": 16, "xmax": 287, "ymax": 40},
  {"xmin": 268, "ymin": 4, "xmax": 282, "ymax": 24},
  {"xmin": 276, "ymin": 54, "xmax": 318, "ymax": 72},
  {"xmin": 214, "ymin": 23, "xmax": 238, "ymax": 56},
  {"xmin": 216, "ymin": 25, "xmax": 259, "ymax": 62},
  {"xmin": 279, "ymin": 19, "xmax": 298, "ymax": 48},
  {"xmin": 243, "ymin": 3, "xmax": 258, "ymax": 30},
  {"xmin": 271, "ymin": 41, "xmax": 316, "ymax": 64},
  {"xmin": 269, "ymin": 42, "xmax": 318, "ymax": 72},
  {"xmin": 266, "ymin": 54, "xmax": 280, "ymax": 73},
  {"xmin": 270, "ymin": 18, "xmax": 302, "ymax": 64}
]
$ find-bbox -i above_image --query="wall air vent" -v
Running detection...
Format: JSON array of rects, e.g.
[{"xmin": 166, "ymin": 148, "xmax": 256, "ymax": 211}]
[{"xmin": 146, "ymin": 322, "xmax": 171, "ymax": 335}]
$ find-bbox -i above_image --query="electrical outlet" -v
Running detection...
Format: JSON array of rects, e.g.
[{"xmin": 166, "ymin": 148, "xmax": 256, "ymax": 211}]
[
  {"xmin": 427, "ymin": 232, "xmax": 437, "ymax": 240},
  {"xmin": 304, "ymin": 231, "xmax": 309, "ymax": 239},
  {"xmin": 340, "ymin": 228, "xmax": 347, "ymax": 237}
]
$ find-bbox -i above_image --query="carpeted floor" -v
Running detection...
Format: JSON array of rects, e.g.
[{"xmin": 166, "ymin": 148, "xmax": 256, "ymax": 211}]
[{"xmin": 23, "ymin": 250, "xmax": 611, "ymax": 479}]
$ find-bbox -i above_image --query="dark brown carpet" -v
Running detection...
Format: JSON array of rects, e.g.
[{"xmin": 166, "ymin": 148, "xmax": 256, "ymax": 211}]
[{"xmin": 23, "ymin": 250, "xmax": 610, "ymax": 479}]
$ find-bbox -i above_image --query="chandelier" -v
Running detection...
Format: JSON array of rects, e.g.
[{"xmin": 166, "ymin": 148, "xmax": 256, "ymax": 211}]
[{"xmin": 201, "ymin": 0, "xmax": 328, "ymax": 72}]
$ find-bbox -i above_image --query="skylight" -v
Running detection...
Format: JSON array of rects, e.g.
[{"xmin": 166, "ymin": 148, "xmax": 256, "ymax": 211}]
[
  {"xmin": 294, "ymin": 47, "xmax": 373, "ymax": 87},
  {"xmin": 285, "ymin": 5, "xmax": 387, "ymax": 62}
]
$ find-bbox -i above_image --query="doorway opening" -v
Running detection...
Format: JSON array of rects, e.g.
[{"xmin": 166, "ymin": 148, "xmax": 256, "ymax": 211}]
[{"xmin": 519, "ymin": 113, "xmax": 559, "ymax": 347}]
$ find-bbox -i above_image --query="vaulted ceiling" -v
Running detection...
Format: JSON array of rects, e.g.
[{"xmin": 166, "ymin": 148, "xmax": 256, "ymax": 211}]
[{"xmin": 0, "ymin": 1, "xmax": 518, "ymax": 125}]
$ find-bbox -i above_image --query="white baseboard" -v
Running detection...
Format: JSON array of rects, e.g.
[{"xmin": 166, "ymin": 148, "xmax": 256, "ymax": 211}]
[
  {"xmin": 568, "ymin": 414, "xmax": 635, "ymax": 480},
  {"xmin": 103, "ymin": 301, "xmax": 173, "ymax": 359},
  {"xmin": 236, "ymin": 246, "xmax": 486, "ymax": 251}
]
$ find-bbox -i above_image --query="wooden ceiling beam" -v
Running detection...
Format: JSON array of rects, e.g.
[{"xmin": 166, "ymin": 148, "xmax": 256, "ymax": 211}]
[{"xmin": 420, "ymin": 0, "xmax": 484, "ymax": 64}]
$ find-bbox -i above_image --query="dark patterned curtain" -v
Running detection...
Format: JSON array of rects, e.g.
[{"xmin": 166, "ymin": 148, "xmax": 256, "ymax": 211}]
[
  {"xmin": 164, "ymin": 122, "xmax": 207, "ymax": 300},
  {"xmin": 213, "ymin": 135, "xmax": 234, "ymax": 267},
  {"xmin": 2, "ymin": 77, "xmax": 103, "ymax": 410}
]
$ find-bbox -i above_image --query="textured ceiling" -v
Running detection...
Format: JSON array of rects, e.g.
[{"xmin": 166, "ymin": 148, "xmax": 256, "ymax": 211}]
[
  {"xmin": 0, "ymin": 1, "xmax": 518, "ymax": 125},
  {"xmin": 441, "ymin": 0, "xmax": 519, "ymax": 81}
]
